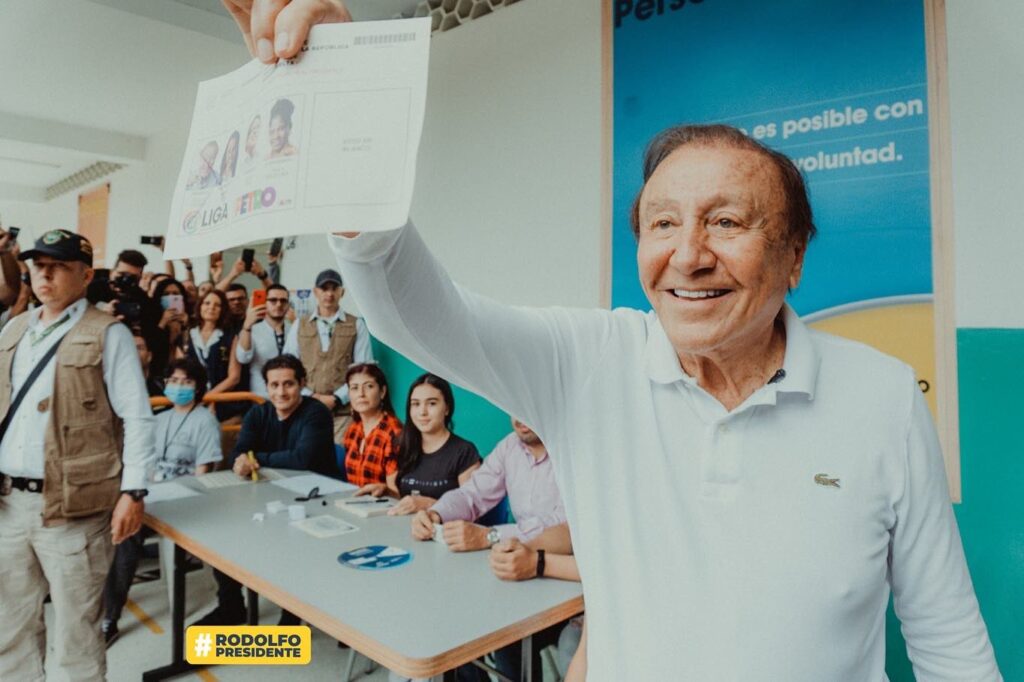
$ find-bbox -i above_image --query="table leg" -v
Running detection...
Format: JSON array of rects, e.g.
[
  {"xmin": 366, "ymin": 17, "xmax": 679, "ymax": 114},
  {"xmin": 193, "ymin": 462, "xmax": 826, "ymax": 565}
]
[
  {"xmin": 521, "ymin": 634, "xmax": 533, "ymax": 682},
  {"xmin": 246, "ymin": 587, "xmax": 259, "ymax": 625},
  {"xmin": 142, "ymin": 543, "xmax": 200, "ymax": 681}
]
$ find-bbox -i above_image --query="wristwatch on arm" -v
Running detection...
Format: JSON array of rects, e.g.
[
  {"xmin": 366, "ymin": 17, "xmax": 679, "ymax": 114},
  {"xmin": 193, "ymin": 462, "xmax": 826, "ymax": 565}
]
[
  {"xmin": 487, "ymin": 528, "xmax": 501, "ymax": 546},
  {"xmin": 122, "ymin": 489, "xmax": 149, "ymax": 502}
]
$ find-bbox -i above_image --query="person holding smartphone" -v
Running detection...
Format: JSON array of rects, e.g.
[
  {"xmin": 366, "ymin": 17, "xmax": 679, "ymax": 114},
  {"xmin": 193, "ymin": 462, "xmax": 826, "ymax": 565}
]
[{"xmin": 236, "ymin": 283, "xmax": 292, "ymax": 398}]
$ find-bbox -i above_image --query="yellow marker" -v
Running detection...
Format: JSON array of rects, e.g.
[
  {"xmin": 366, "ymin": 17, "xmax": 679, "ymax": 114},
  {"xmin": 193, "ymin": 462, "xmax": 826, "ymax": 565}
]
[{"xmin": 247, "ymin": 451, "xmax": 258, "ymax": 481}]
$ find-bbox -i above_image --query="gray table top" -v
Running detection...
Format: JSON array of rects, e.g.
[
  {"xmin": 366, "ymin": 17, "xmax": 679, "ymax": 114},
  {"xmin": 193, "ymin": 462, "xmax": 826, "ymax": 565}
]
[{"xmin": 143, "ymin": 471, "xmax": 583, "ymax": 677}]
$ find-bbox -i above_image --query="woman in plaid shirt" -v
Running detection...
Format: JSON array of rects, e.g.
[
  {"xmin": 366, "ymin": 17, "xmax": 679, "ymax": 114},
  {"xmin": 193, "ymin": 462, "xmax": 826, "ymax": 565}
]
[{"xmin": 341, "ymin": 362, "xmax": 402, "ymax": 488}]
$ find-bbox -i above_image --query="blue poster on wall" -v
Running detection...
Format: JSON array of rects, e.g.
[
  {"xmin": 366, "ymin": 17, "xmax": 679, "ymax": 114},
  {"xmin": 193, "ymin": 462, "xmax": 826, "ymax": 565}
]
[{"xmin": 612, "ymin": 0, "xmax": 938, "ymax": 410}]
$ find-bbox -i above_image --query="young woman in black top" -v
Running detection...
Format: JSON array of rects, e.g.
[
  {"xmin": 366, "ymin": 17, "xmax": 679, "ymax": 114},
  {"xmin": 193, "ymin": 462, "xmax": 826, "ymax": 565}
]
[{"xmin": 355, "ymin": 373, "xmax": 480, "ymax": 515}]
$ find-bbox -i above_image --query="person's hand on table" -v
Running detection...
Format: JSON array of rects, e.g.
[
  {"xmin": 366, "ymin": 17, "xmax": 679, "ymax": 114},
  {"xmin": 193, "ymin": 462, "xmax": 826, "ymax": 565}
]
[
  {"xmin": 387, "ymin": 494, "xmax": 433, "ymax": 516},
  {"xmin": 354, "ymin": 482, "xmax": 388, "ymax": 498},
  {"xmin": 111, "ymin": 494, "xmax": 144, "ymax": 545},
  {"xmin": 489, "ymin": 538, "xmax": 539, "ymax": 581},
  {"xmin": 221, "ymin": 0, "xmax": 353, "ymax": 63},
  {"xmin": 443, "ymin": 520, "xmax": 491, "ymax": 552},
  {"xmin": 233, "ymin": 453, "xmax": 259, "ymax": 478},
  {"xmin": 411, "ymin": 509, "xmax": 440, "ymax": 540}
]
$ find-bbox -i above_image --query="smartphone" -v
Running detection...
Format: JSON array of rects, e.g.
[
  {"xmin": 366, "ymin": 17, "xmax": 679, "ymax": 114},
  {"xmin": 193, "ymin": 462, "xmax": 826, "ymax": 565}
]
[
  {"xmin": 251, "ymin": 289, "xmax": 267, "ymax": 307},
  {"xmin": 242, "ymin": 248, "xmax": 255, "ymax": 272},
  {"xmin": 161, "ymin": 294, "xmax": 185, "ymax": 313},
  {"xmin": 269, "ymin": 237, "xmax": 284, "ymax": 258},
  {"xmin": 7, "ymin": 226, "xmax": 19, "ymax": 241},
  {"xmin": 140, "ymin": 235, "xmax": 164, "ymax": 247}
]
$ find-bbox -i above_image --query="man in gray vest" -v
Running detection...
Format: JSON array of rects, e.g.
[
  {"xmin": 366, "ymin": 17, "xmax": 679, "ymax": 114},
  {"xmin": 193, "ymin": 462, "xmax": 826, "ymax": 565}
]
[
  {"xmin": 284, "ymin": 268, "xmax": 372, "ymax": 443},
  {"xmin": 0, "ymin": 229, "xmax": 155, "ymax": 680}
]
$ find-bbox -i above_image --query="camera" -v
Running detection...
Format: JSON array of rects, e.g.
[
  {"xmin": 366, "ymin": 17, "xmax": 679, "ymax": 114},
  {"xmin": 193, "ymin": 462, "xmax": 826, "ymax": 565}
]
[{"xmin": 86, "ymin": 269, "xmax": 149, "ymax": 326}]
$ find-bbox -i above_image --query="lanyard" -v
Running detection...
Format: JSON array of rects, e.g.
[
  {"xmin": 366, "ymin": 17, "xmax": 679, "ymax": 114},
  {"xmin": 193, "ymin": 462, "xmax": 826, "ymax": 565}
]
[
  {"xmin": 161, "ymin": 405, "xmax": 197, "ymax": 461},
  {"xmin": 274, "ymin": 329, "xmax": 285, "ymax": 355},
  {"xmin": 318, "ymin": 317, "xmax": 335, "ymax": 341},
  {"xmin": 29, "ymin": 313, "xmax": 71, "ymax": 347}
]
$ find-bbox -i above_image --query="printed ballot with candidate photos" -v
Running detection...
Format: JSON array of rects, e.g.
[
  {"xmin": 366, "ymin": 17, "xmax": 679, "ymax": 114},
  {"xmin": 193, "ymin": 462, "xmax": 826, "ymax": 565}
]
[{"xmin": 165, "ymin": 18, "xmax": 431, "ymax": 260}]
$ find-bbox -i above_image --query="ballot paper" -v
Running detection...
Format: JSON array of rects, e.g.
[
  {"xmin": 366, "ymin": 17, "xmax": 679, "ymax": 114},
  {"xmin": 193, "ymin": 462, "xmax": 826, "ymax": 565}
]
[
  {"xmin": 291, "ymin": 515, "xmax": 359, "ymax": 539},
  {"xmin": 164, "ymin": 17, "xmax": 432, "ymax": 259},
  {"xmin": 270, "ymin": 473, "xmax": 357, "ymax": 497},
  {"xmin": 146, "ymin": 481, "xmax": 201, "ymax": 504},
  {"xmin": 194, "ymin": 470, "xmax": 248, "ymax": 489}
]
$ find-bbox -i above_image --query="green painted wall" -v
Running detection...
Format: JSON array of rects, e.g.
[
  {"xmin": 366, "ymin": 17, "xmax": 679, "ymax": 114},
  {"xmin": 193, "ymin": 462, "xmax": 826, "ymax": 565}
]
[
  {"xmin": 371, "ymin": 339, "xmax": 512, "ymax": 457},
  {"xmin": 884, "ymin": 328, "xmax": 1023, "ymax": 679},
  {"xmin": 378, "ymin": 327, "xmax": 1022, "ymax": 679}
]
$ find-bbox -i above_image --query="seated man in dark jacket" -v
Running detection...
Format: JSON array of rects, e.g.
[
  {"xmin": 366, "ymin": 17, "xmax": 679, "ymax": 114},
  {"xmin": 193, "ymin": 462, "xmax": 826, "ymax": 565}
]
[
  {"xmin": 230, "ymin": 353, "xmax": 338, "ymax": 479},
  {"xmin": 193, "ymin": 354, "xmax": 338, "ymax": 626}
]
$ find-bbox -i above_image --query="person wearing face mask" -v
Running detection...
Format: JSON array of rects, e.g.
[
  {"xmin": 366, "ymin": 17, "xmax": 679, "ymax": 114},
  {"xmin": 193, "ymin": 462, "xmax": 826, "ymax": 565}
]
[{"xmin": 101, "ymin": 358, "xmax": 221, "ymax": 645}]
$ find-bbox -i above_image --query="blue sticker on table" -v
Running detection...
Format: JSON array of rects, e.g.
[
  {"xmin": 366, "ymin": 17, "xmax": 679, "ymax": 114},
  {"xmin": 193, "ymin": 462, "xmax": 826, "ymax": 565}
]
[{"xmin": 338, "ymin": 545, "xmax": 412, "ymax": 570}]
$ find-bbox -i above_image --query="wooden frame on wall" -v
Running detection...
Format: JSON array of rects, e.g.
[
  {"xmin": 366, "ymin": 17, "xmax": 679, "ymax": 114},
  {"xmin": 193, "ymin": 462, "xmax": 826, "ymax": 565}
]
[{"xmin": 924, "ymin": 0, "xmax": 961, "ymax": 502}]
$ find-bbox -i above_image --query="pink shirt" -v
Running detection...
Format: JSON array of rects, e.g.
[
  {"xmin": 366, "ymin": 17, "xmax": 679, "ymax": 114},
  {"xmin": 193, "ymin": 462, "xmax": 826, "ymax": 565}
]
[{"xmin": 431, "ymin": 432, "xmax": 566, "ymax": 542}]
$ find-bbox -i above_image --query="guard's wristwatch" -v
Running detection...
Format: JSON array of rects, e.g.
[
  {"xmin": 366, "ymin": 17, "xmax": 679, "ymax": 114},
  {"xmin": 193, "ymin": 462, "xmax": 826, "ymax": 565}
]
[
  {"xmin": 486, "ymin": 528, "xmax": 501, "ymax": 546},
  {"xmin": 122, "ymin": 489, "xmax": 149, "ymax": 502}
]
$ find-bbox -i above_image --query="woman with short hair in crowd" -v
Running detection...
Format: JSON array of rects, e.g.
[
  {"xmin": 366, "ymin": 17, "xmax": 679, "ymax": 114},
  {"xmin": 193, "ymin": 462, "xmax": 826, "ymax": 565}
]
[{"xmin": 341, "ymin": 362, "xmax": 402, "ymax": 488}]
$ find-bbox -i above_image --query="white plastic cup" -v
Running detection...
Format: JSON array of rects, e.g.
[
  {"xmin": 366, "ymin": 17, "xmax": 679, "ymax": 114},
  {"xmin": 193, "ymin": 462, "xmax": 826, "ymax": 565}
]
[{"xmin": 288, "ymin": 504, "xmax": 307, "ymax": 521}]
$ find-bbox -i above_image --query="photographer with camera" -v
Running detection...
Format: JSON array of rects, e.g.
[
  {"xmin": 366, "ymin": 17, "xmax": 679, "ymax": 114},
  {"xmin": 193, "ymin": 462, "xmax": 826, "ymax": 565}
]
[{"xmin": 88, "ymin": 249, "xmax": 168, "ymax": 374}]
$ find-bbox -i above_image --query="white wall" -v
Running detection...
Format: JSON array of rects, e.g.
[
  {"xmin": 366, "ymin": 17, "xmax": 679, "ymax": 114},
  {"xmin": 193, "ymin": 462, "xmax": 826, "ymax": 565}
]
[
  {"xmin": 947, "ymin": 0, "xmax": 1024, "ymax": 328},
  {"xmin": 1, "ymin": 0, "xmax": 605, "ymax": 313}
]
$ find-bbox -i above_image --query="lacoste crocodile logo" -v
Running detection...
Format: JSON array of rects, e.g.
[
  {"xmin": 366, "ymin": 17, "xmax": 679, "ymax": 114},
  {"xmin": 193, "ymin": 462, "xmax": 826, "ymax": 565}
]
[{"xmin": 814, "ymin": 473, "xmax": 841, "ymax": 488}]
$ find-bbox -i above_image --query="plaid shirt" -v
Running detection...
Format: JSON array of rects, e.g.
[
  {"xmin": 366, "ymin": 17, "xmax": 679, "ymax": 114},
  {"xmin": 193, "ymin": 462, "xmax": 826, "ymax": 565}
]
[{"xmin": 342, "ymin": 412, "xmax": 402, "ymax": 487}]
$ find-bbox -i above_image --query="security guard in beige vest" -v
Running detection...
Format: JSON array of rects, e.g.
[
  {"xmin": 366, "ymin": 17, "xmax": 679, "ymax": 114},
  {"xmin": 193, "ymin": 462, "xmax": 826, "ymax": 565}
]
[
  {"xmin": 283, "ymin": 268, "xmax": 373, "ymax": 444},
  {"xmin": 0, "ymin": 230, "xmax": 155, "ymax": 681}
]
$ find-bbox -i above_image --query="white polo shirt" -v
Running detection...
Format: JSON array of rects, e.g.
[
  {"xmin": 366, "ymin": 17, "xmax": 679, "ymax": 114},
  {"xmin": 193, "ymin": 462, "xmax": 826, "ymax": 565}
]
[{"xmin": 330, "ymin": 225, "xmax": 1000, "ymax": 682}]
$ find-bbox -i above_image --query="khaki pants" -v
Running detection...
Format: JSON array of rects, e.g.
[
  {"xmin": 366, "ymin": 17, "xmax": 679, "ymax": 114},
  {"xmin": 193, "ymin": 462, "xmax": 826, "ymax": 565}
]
[
  {"xmin": 333, "ymin": 413, "xmax": 352, "ymax": 446},
  {"xmin": 0, "ymin": 489, "xmax": 113, "ymax": 682}
]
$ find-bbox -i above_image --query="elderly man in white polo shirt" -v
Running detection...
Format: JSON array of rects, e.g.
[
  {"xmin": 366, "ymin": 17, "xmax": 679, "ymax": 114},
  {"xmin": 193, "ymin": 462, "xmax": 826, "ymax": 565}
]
[{"xmin": 224, "ymin": 5, "xmax": 1001, "ymax": 681}]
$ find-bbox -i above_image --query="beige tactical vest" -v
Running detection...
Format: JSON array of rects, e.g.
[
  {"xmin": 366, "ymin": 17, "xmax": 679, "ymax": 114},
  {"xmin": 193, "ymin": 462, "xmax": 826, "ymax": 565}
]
[
  {"xmin": 0, "ymin": 305, "xmax": 124, "ymax": 526},
  {"xmin": 296, "ymin": 313, "xmax": 357, "ymax": 415}
]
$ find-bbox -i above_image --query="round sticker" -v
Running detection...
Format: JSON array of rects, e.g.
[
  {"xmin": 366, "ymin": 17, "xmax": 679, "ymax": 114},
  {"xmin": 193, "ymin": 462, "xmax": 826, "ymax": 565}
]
[{"xmin": 338, "ymin": 545, "xmax": 412, "ymax": 571}]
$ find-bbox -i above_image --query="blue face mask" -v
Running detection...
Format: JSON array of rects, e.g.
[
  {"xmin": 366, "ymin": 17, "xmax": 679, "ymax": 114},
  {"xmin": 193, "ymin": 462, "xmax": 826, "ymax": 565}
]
[{"xmin": 164, "ymin": 384, "xmax": 196, "ymax": 407}]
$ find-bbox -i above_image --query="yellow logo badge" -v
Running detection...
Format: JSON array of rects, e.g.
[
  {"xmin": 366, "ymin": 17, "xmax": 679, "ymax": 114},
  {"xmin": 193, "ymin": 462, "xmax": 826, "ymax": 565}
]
[{"xmin": 186, "ymin": 626, "xmax": 311, "ymax": 665}]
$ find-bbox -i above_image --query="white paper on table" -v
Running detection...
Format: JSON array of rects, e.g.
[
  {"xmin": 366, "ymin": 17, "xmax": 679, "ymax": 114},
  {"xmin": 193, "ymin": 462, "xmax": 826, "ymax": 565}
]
[
  {"xmin": 270, "ymin": 473, "xmax": 357, "ymax": 497},
  {"xmin": 164, "ymin": 18, "xmax": 432, "ymax": 259},
  {"xmin": 291, "ymin": 515, "xmax": 359, "ymax": 539},
  {"xmin": 146, "ymin": 481, "xmax": 201, "ymax": 504},
  {"xmin": 194, "ymin": 470, "xmax": 248, "ymax": 489}
]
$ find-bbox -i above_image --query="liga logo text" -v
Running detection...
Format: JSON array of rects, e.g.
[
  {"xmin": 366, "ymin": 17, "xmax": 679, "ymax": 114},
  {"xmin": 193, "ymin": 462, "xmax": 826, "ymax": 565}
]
[{"xmin": 186, "ymin": 626, "xmax": 311, "ymax": 665}]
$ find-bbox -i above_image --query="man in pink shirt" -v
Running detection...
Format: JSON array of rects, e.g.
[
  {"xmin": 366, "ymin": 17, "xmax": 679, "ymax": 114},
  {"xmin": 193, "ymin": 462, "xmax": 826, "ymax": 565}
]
[
  {"xmin": 411, "ymin": 418, "xmax": 576, "ymax": 681},
  {"xmin": 411, "ymin": 418, "xmax": 565, "ymax": 549}
]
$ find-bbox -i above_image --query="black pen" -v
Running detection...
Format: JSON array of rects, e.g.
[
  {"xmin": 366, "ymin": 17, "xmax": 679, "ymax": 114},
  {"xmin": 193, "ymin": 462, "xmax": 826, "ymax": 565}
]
[{"xmin": 344, "ymin": 498, "xmax": 393, "ymax": 505}]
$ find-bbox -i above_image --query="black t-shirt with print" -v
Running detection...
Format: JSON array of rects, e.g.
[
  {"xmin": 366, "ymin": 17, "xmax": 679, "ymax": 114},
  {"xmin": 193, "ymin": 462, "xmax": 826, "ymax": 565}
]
[{"xmin": 397, "ymin": 433, "xmax": 481, "ymax": 499}]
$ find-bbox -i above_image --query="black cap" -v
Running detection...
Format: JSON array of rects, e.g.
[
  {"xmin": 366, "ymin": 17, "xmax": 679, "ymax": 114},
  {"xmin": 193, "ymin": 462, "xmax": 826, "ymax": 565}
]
[
  {"xmin": 18, "ymin": 229, "xmax": 94, "ymax": 267},
  {"xmin": 315, "ymin": 268, "xmax": 343, "ymax": 288}
]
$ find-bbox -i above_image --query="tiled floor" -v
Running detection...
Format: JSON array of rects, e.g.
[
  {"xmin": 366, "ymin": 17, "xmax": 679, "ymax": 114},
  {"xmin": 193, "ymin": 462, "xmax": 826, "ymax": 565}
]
[
  {"xmin": 40, "ymin": 554, "xmax": 566, "ymax": 681},
  {"xmin": 45, "ymin": 555, "xmax": 392, "ymax": 682}
]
